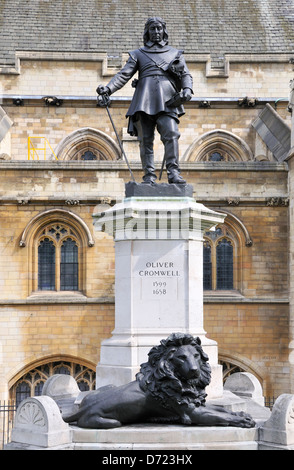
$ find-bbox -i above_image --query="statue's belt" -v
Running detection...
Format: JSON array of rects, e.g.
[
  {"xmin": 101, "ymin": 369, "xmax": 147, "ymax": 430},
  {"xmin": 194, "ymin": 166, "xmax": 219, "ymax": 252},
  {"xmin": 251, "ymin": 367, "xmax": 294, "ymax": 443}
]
[{"xmin": 139, "ymin": 71, "xmax": 169, "ymax": 79}]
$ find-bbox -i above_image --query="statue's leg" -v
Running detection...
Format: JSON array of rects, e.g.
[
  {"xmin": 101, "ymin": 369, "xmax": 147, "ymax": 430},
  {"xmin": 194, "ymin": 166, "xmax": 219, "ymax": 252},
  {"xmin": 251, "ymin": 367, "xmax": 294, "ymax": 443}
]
[
  {"xmin": 188, "ymin": 404, "xmax": 255, "ymax": 428},
  {"xmin": 134, "ymin": 113, "xmax": 157, "ymax": 183},
  {"xmin": 156, "ymin": 115, "xmax": 186, "ymax": 184}
]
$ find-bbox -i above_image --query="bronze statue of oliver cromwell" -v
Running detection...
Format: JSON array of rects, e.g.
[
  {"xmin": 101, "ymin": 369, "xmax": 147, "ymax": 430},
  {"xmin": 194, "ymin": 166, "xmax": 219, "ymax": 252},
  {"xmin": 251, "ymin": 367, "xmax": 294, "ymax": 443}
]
[{"xmin": 97, "ymin": 17, "xmax": 193, "ymax": 184}]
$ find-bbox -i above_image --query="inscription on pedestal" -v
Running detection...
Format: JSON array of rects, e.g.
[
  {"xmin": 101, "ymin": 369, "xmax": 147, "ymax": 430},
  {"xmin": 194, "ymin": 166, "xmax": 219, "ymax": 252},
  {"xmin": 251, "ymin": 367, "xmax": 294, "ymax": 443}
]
[
  {"xmin": 137, "ymin": 259, "xmax": 182, "ymax": 301},
  {"xmin": 141, "ymin": 278, "xmax": 179, "ymax": 300}
]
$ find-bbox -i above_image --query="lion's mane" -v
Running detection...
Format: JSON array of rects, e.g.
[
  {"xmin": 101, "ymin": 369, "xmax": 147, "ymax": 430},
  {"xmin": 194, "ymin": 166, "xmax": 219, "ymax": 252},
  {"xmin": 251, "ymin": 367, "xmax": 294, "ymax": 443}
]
[{"xmin": 136, "ymin": 333, "xmax": 211, "ymax": 417}]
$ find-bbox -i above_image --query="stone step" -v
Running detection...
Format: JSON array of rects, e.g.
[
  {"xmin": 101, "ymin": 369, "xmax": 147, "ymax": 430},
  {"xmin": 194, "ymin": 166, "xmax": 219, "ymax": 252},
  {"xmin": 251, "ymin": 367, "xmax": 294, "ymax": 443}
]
[{"xmin": 71, "ymin": 424, "xmax": 259, "ymax": 450}]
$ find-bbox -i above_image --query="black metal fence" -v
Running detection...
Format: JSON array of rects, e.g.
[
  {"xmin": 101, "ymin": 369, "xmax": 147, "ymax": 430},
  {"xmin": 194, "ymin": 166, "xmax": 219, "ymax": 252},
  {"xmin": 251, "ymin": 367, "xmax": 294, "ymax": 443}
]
[
  {"xmin": 0, "ymin": 401, "xmax": 16, "ymax": 450},
  {"xmin": 264, "ymin": 396, "xmax": 276, "ymax": 410}
]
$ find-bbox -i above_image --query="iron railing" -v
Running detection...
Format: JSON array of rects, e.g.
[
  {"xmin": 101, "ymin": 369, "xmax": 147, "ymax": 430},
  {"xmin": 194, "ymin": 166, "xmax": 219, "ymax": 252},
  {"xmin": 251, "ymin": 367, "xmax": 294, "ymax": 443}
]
[
  {"xmin": 0, "ymin": 401, "xmax": 16, "ymax": 450},
  {"xmin": 265, "ymin": 396, "xmax": 276, "ymax": 411}
]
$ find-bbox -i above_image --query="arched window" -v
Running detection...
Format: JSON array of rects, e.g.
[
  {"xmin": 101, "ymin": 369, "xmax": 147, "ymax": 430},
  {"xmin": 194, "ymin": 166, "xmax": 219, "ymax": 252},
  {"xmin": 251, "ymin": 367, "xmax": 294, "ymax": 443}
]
[
  {"xmin": 37, "ymin": 225, "xmax": 80, "ymax": 292},
  {"xmin": 20, "ymin": 209, "xmax": 95, "ymax": 296},
  {"xmin": 55, "ymin": 127, "xmax": 121, "ymax": 161},
  {"xmin": 183, "ymin": 129, "xmax": 254, "ymax": 162},
  {"xmin": 203, "ymin": 225, "xmax": 237, "ymax": 292},
  {"xmin": 10, "ymin": 360, "xmax": 96, "ymax": 407}
]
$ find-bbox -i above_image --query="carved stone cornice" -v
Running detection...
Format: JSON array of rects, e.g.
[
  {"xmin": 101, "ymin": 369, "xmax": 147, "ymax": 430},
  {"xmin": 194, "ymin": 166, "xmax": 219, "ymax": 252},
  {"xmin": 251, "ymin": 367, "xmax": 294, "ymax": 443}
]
[{"xmin": 266, "ymin": 197, "xmax": 289, "ymax": 207}]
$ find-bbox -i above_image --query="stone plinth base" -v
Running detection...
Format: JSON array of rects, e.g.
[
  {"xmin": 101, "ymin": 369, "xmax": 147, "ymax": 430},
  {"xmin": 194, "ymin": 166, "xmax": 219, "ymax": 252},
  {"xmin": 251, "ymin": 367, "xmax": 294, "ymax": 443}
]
[
  {"xmin": 125, "ymin": 181, "xmax": 194, "ymax": 198},
  {"xmin": 5, "ymin": 423, "xmax": 259, "ymax": 450},
  {"xmin": 70, "ymin": 423, "xmax": 259, "ymax": 450}
]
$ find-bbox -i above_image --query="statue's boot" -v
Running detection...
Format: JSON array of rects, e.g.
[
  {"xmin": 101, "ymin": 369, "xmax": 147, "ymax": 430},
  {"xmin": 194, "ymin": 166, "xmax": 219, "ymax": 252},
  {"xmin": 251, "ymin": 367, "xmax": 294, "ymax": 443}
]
[
  {"xmin": 157, "ymin": 115, "xmax": 186, "ymax": 184},
  {"xmin": 164, "ymin": 138, "xmax": 186, "ymax": 184},
  {"xmin": 141, "ymin": 148, "xmax": 157, "ymax": 184},
  {"xmin": 136, "ymin": 118, "xmax": 157, "ymax": 184}
]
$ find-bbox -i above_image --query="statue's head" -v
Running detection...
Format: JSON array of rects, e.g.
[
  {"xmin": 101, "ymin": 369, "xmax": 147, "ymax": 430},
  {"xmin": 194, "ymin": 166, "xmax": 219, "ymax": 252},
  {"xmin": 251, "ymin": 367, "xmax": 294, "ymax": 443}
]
[
  {"xmin": 143, "ymin": 17, "xmax": 168, "ymax": 46},
  {"xmin": 136, "ymin": 333, "xmax": 211, "ymax": 410}
]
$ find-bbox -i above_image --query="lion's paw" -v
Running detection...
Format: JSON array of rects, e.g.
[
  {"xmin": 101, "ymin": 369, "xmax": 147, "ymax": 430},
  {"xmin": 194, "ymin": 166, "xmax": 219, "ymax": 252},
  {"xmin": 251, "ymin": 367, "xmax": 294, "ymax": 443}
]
[
  {"xmin": 233, "ymin": 412, "xmax": 256, "ymax": 428},
  {"xmin": 181, "ymin": 414, "xmax": 193, "ymax": 425}
]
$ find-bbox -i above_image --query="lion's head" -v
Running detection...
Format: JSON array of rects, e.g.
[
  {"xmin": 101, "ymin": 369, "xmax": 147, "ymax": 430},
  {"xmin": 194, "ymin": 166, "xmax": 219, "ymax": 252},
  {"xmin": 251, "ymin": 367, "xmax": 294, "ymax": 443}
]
[{"xmin": 136, "ymin": 333, "xmax": 211, "ymax": 413}]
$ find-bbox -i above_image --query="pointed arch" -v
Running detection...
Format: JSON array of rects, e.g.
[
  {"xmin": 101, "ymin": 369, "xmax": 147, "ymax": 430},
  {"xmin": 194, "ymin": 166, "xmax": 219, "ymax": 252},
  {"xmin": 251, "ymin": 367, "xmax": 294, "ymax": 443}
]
[
  {"xmin": 8, "ymin": 354, "xmax": 97, "ymax": 404},
  {"xmin": 8, "ymin": 354, "xmax": 96, "ymax": 388},
  {"xmin": 55, "ymin": 127, "xmax": 121, "ymax": 161},
  {"xmin": 19, "ymin": 209, "xmax": 94, "ymax": 295},
  {"xmin": 183, "ymin": 129, "xmax": 254, "ymax": 162},
  {"xmin": 216, "ymin": 210, "xmax": 253, "ymax": 247},
  {"xmin": 19, "ymin": 209, "xmax": 94, "ymax": 248},
  {"xmin": 218, "ymin": 350, "xmax": 267, "ymax": 392}
]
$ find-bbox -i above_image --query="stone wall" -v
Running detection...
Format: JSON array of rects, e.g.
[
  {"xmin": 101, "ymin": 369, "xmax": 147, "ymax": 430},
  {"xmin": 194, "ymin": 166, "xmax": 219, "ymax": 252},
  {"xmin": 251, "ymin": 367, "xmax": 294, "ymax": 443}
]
[
  {"xmin": 2, "ymin": 99, "xmax": 291, "ymax": 163},
  {"xmin": 0, "ymin": 303, "xmax": 115, "ymax": 398},
  {"xmin": 0, "ymin": 38, "xmax": 293, "ymax": 404},
  {"xmin": 1, "ymin": 56, "xmax": 293, "ymax": 99},
  {"xmin": 0, "ymin": 162, "xmax": 289, "ymax": 399},
  {"xmin": 204, "ymin": 302, "xmax": 289, "ymax": 397}
]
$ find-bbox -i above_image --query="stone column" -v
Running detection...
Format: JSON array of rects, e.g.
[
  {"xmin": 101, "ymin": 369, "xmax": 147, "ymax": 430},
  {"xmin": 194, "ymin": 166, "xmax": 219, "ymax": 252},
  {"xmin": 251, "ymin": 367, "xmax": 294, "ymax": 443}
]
[{"xmin": 93, "ymin": 194, "xmax": 226, "ymax": 399}]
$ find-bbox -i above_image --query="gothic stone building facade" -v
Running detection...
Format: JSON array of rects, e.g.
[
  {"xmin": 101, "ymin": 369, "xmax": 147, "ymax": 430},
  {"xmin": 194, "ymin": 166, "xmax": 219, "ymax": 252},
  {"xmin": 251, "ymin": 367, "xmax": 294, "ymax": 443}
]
[{"xmin": 0, "ymin": 0, "xmax": 294, "ymax": 409}]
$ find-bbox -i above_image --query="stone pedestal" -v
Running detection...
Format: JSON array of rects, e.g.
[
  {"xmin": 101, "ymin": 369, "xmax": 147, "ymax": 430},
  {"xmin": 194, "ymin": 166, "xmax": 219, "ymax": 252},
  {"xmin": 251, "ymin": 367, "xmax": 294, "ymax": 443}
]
[
  {"xmin": 259, "ymin": 394, "xmax": 294, "ymax": 450},
  {"xmin": 6, "ymin": 396, "xmax": 71, "ymax": 449},
  {"xmin": 93, "ymin": 187, "xmax": 225, "ymax": 399}
]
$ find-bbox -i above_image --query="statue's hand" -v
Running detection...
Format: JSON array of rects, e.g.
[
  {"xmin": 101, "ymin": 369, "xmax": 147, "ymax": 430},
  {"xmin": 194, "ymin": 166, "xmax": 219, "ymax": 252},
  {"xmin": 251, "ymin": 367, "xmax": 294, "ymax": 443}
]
[
  {"xmin": 182, "ymin": 88, "xmax": 192, "ymax": 102},
  {"xmin": 96, "ymin": 85, "xmax": 110, "ymax": 96}
]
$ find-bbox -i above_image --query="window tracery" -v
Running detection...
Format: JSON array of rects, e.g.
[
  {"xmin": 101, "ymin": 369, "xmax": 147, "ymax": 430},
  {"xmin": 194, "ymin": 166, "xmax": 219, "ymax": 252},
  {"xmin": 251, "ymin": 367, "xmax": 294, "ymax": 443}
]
[
  {"xmin": 37, "ymin": 223, "xmax": 80, "ymax": 292},
  {"xmin": 205, "ymin": 150, "xmax": 231, "ymax": 161},
  {"xmin": 10, "ymin": 361, "xmax": 96, "ymax": 407},
  {"xmin": 20, "ymin": 210, "xmax": 94, "ymax": 296},
  {"xmin": 220, "ymin": 360, "xmax": 244, "ymax": 382}
]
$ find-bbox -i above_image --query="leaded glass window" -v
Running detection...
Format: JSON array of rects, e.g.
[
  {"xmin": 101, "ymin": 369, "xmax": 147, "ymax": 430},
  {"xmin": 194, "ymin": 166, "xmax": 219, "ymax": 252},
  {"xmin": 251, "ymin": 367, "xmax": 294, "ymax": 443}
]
[
  {"xmin": 60, "ymin": 239, "xmax": 79, "ymax": 290},
  {"xmin": 81, "ymin": 150, "xmax": 97, "ymax": 160},
  {"xmin": 11, "ymin": 361, "xmax": 96, "ymax": 406},
  {"xmin": 36, "ymin": 224, "xmax": 80, "ymax": 292},
  {"xmin": 38, "ymin": 238, "xmax": 55, "ymax": 290},
  {"xmin": 203, "ymin": 224, "xmax": 237, "ymax": 292},
  {"xmin": 209, "ymin": 151, "xmax": 224, "ymax": 161},
  {"xmin": 15, "ymin": 382, "xmax": 30, "ymax": 408},
  {"xmin": 34, "ymin": 382, "xmax": 45, "ymax": 397},
  {"xmin": 216, "ymin": 238, "xmax": 234, "ymax": 290}
]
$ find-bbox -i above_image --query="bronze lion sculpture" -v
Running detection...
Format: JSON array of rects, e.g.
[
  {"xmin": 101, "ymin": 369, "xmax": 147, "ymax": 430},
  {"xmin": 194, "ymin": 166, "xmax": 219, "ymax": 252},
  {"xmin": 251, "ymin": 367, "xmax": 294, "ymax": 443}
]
[{"xmin": 63, "ymin": 333, "xmax": 255, "ymax": 429}]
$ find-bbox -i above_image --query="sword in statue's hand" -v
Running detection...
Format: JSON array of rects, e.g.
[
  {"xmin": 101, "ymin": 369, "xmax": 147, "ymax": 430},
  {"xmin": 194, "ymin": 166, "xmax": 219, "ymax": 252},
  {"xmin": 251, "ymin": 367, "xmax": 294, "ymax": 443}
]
[{"xmin": 96, "ymin": 86, "xmax": 136, "ymax": 182}]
